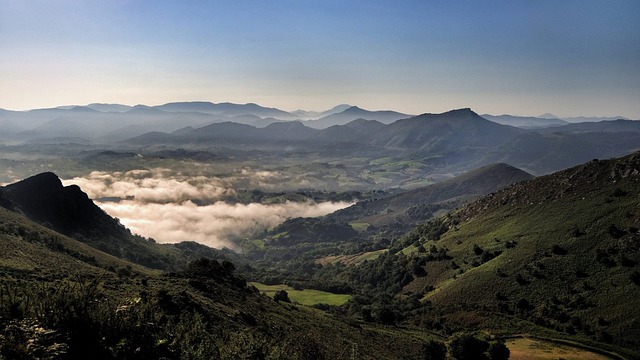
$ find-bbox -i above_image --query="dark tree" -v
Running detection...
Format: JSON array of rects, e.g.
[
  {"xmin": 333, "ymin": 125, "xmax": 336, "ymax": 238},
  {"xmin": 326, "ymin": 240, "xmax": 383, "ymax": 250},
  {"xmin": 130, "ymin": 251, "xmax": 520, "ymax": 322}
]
[
  {"xmin": 421, "ymin": 340, "xmax": 446, "ymax": 360},
  {"xmin": 448, "ymin": 334, "xmax": 489, "ymax": 360},
  {"xmin": 488, "ymin": 341, "xmax": 510, "ymax": 360},
  {"xmin": 273, "ymin": 290, "xmax": 291, "ymax": 303}
]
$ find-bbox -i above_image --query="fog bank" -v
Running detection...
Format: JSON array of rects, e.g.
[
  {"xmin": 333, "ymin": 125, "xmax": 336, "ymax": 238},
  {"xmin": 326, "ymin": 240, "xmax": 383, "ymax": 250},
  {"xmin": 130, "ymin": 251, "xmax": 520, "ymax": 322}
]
[{"xmin": 63, "ymin": 169, "xmax": 352, "ymax": 249}]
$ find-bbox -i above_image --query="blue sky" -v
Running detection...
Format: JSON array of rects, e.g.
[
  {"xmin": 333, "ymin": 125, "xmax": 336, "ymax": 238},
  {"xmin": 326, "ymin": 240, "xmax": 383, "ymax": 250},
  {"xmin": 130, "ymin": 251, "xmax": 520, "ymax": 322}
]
[{"xmin": 1, "ymin": 0, "xmax": 639, "ymax": 117}]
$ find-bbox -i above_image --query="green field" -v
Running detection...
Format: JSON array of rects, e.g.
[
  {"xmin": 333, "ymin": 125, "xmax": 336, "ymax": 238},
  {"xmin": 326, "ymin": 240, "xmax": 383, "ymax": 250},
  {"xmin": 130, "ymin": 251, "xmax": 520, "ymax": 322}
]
[
  {"xmin": 316, "ymin": 249, "xmax": 388, "ymax": 266},
  {"xmin": 249, "ymin": 282, "xmax": 351, "ymax": 306},
  {"xmin": 506, "ymin": 337, "xmax": 616, "ymax": 360}
]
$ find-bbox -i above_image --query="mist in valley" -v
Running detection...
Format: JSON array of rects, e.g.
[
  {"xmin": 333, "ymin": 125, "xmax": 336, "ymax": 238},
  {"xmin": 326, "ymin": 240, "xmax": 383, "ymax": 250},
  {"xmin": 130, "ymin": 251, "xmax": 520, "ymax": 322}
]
[{"xmin": 63, "ymin": 168, "xmax": 353, "ymax": 249}]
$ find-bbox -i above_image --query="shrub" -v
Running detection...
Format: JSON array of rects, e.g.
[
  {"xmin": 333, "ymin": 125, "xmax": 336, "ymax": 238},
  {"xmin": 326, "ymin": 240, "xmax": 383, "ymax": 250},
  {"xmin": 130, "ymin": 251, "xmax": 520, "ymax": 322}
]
[
  {"xmin": 488, "ymin": 340, "xmax": 510, "ymax": 360},
  {"xmin": 421, "ymin": 340, "xmax": 446, "ymax": 360},
  {"xmin": 448, "ymin": 333, "xmax": 490, "ymax": 360},
  {"xmin": 551, "ymin": 245, "xmax": 567, "ymax": 255},
  {"xmin": 273, "ymin": 290, "xmax": 291, "ymax": 303},
  {"xmin": 631, "ymin": 270, "xmax": 640, "ymax": 286}
]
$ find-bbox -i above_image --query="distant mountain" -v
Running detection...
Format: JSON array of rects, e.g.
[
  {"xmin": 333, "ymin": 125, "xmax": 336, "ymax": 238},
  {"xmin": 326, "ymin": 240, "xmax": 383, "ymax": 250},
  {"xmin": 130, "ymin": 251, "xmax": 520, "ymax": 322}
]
[
  {"xmin": 0, "ymin": 118, "xmax": 23, "ymax": 134},
  {"xmin": 124, "ymin": 107, "xmax": 640, "ymax": 175},
  {"xmin": 537, "ymin": 119, "xmax": 640, "ymax": 133},
  {"xmin": 305, "ymin": 106, "xmax": 410, "ymax": 129},
  {"xmin": 562, "ymin": 115, "xmax": 629, "ymax": 123},
  {"xmin": 314, "ymin": 118, "xmax": 387, "ymax": 144},
  {"xmin": 127, "ymin": 104, "xmax": 168, "ymax": 115},
  {"xmin": 86, "ymin": 103, "xmax": 132, "ymax": 112},
  {"xmin": 155, "ymin": 101, "xmax": 297, "ymax": 119},
  {"xmin": 538, "ymin": 112, "xmax": 560, "ymax": 119},
  {"xmin": 373, "ymin": 108, "xmax": 524, "ymax": 154},
  {"xmin": 291, "ymin": 104, "xmax": 353, "ymax": 120},
  {"xmin": 482, "ymin": 114, "xmax": 568, "ymax": 129}
]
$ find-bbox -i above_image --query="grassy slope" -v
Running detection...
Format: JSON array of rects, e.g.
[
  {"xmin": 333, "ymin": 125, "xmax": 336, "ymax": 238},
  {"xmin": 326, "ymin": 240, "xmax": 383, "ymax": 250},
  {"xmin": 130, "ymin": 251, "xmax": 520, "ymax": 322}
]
[
  {"xmin": 0, "ymin": 207, "xmax": 155, "ymax": 278},
  {"xmin": 506, "ymin": 337, "xmax": 612, "ymax": 360},
  {"xmin": 413, "ymin": 154, "xmax": 640, "ymax": 357},
  {"xmin": 0, "ymin": 207, "xmax": 438, "ymax": 359},
  {"xmin": 249, "ymin": 282, "xmax": 351, "ymax": 306}
]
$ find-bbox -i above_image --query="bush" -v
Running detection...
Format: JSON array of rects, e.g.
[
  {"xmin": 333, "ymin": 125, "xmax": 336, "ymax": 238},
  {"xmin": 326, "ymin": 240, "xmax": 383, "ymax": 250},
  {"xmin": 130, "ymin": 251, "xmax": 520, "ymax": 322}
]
[
  {"xmin": 488, "ymin": 341, "xmax": 510, "ymax": 360},
  {"xmin": 448, "ymin": 333, "xmax": 490, "ymax": 360},
  {"xmin": 273, "ymin": 290, "xmax": 291, "ymax": 303},
  {"xmin": 631, "ymin": 270, "xmax": 640, "ymax": 286},
  {"xmin": 421, "ymin": 340, "xmax": 446, "ymax": 360},
  {"xmin": 551, "ymin": 245, "xmax": 567, "ymax": 255}
]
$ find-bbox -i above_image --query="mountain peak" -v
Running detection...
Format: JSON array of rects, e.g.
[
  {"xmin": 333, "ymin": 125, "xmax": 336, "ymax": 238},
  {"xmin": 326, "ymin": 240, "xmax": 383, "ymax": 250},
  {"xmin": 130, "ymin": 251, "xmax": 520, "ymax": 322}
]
[
  {"xmin": 344, "ymin": 106, "xmax": 364, "ymax": 113},
  {"xmin": 447, "ymin": 108, "xmax": 475, "ymax": 115},
  {"xmin": 7, "ymin": 172, "xmax": 63, "ymax": 192},
  {"xmin": 2, "ymin": 172, "xmax": 127, "ymax": 240},
  {"xmin": 538, "ymin": 113, "xmax": 560, "ymax": 119},
  {"xmin": 416, "ymin": 108, "xmax": 481, "ymax": 120}
]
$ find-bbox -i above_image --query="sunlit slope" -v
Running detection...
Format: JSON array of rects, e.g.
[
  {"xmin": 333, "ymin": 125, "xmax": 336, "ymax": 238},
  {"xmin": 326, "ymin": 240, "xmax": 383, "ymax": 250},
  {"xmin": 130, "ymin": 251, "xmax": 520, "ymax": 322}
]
[{"xmin": 416, "ymin": 152, "xmax": 640, "ymax": 354}]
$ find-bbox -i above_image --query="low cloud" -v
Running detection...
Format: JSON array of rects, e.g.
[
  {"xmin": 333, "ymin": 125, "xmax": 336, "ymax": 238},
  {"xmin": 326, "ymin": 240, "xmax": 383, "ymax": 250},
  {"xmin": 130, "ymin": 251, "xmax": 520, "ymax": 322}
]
[
  {"xmin": 63, "ymin": 169, "xmax": 352, "ymax": 250},
  {"xmin": 97, "ymin": 200, "xmax": 351, "ymax": 250},
  {"xmin": 64, "ymin": 169, "xmax": 235, "ymax": 204}
]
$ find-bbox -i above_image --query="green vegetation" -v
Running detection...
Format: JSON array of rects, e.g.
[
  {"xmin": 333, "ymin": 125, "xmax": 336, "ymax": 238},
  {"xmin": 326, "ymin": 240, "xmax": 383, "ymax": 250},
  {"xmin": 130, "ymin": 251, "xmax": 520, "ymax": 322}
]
[
  {"xmin": 250, "ymin": 282, "xmax": 352, "ymax": 306},
  {"xmin": 243, "ymin": 153, "xmax": 640, "ymax": 358},
  {"xmin": 4, "ymin": 137, "xmax": 640, "ymax": 358},
  {"xmin": 505, "ymin": 337, "xmax": 614, "ymax": 360}
]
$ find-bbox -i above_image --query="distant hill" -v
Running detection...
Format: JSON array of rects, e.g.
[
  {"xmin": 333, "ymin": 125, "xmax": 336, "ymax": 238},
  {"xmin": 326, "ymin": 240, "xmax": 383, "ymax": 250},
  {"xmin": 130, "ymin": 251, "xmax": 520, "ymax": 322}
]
[
  {"xmin": 537, "ymin": 119, "xmax": 640, "ymax": 133},
  {"xmin": 305, "ymin": 106, "xmax": 411, "ymax": 129},
  {"xmin": 86, "ymin": 103, "xmax": 132, "ymax": 112},
  {"xmin": 331, "ymin": 163, "xmax": 534, "ymax": 229},
  {"xmin": 563, "ymin": 115, "xmax": 629, "ymax": 123},
  {"xmin": 481, "ymin": 114, "xmax": 568, "ymax": 129},
  {"xmin": 155, "ymin": 101, "xmax": 298, "ymax": 119},
  {"xmin": 291, "ymin": 104, "xmax": 352, "ymax": 119}
]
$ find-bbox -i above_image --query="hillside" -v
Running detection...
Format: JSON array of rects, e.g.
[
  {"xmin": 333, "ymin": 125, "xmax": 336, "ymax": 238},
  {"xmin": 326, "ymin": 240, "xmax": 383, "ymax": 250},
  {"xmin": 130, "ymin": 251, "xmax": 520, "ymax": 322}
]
[
  {"xmin": 330, "ymin": 163, "xmax": 534, "ymax": 231},
  {"xmin": 0, "ymin": 205, "xmax": 440, "ymax": 359},
  {"xmin": 401, "ymin": 152, "xmax": 640, "ymax": 356}
]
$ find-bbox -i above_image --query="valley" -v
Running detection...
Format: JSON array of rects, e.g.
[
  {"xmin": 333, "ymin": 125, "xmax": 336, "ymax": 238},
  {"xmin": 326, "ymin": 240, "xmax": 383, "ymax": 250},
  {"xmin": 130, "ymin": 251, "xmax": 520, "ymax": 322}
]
[{"xmin": 1, "ymin": 103, "xmax": 639, "ymax": 359}]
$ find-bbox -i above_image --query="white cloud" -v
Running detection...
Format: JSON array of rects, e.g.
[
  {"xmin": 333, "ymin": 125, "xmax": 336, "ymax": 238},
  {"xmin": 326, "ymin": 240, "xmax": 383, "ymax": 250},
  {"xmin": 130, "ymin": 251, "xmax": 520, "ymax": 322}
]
[
  {"xmin": 63, "ymin": 169, "xmax": 352, "ymax": 249},
  {"xmin": 98, "ymin": 200, "xmax": 351, "ymax": 249}
]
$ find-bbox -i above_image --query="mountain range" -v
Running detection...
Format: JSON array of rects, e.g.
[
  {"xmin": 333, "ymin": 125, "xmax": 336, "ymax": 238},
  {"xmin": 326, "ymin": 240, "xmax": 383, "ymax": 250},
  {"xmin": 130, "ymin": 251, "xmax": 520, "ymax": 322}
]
[
  {"xmin": 0, "ymin": 101, "xmax": 633, "ymax": 143},
  {"xmin": 122, "ymin": 108, "xmax": 640, "ymax": 176}
]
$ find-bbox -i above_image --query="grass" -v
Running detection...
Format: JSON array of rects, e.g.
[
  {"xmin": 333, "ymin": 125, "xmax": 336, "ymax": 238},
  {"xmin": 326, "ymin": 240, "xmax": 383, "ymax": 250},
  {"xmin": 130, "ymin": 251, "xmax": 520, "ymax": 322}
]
[
  {"xmin": 249, "ymin": 282, "xmax": 351, "ymax": 306},
  {"xmin": 315, "ymin": 249, "xmax": 388, "ymax": 266},
  {"xmin": 350, "ymin": 222, "xmax": 370, "ymax": 232},
  {"xmin": 506, "ymin": 337, "xmax": 615, "ymax": 360}
]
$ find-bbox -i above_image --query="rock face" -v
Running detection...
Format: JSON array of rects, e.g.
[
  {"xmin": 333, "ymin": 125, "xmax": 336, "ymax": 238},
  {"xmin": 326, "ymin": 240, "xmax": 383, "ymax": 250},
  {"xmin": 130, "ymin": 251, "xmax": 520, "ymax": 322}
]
[{"xmin": 0, "ymin": 172, "xmax": 127, "ymax": 239}]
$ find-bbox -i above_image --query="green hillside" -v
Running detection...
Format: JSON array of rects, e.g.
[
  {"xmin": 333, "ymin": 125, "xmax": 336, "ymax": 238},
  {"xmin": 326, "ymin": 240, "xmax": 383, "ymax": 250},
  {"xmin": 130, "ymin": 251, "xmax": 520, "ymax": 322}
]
[{"xmin": 407, "ymin": 153, "xmax": 640, "ymax": 356}]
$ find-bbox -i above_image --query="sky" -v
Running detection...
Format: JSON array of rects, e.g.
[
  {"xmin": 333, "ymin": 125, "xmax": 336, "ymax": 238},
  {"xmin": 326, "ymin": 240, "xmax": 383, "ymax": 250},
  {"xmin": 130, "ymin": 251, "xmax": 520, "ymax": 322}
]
[{"xmin": 1, "ymin": 0, "xmax": 639, "ymax": 118}]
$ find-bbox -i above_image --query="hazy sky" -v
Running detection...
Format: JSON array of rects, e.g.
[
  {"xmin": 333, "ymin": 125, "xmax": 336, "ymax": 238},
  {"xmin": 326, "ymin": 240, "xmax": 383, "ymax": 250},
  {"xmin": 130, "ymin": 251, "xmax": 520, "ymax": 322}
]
[{"xmin": 1, "ymin": 0, "xmax": 639, "ymax": 117}]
